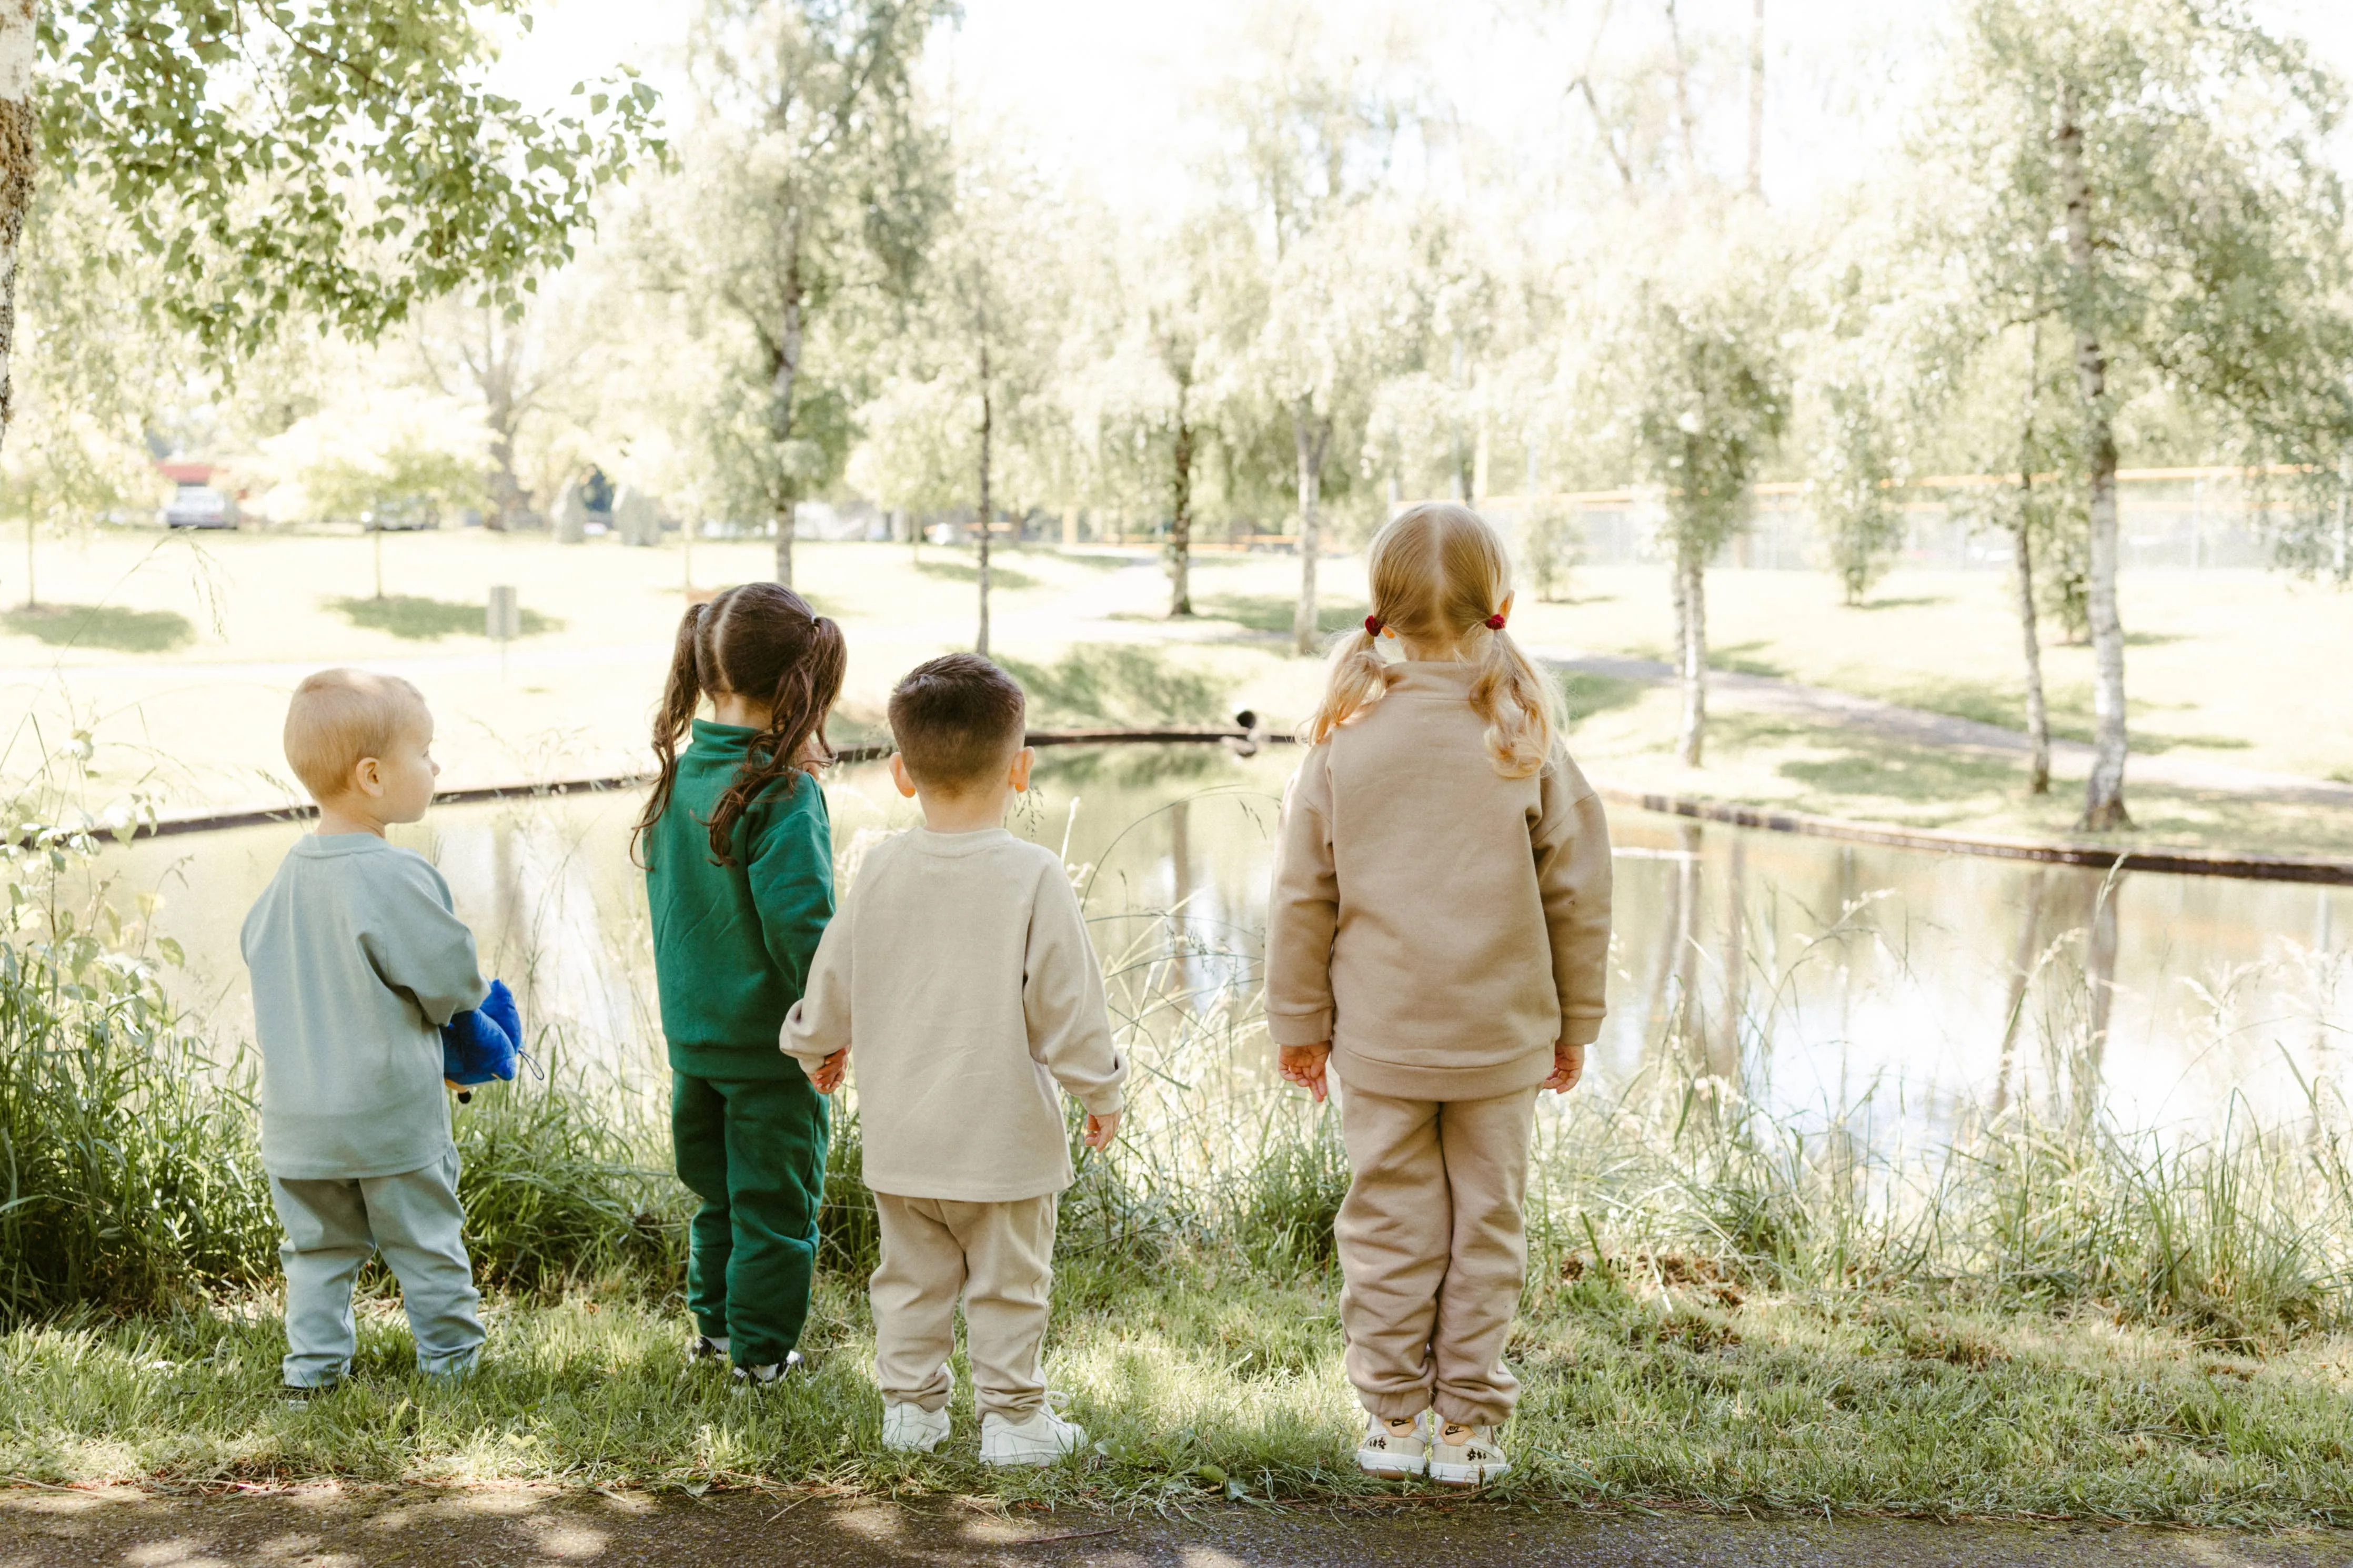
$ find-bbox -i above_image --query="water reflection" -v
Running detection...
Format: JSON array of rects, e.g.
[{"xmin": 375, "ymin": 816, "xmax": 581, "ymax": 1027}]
[{"xmin": 104, "ymin": 744, "xmax": 2353, "ymax": 1142}]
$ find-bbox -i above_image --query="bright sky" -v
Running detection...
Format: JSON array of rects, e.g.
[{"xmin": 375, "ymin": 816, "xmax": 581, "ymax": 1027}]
[{"xmin": 495, "ymin": 0, "xmax": 2353, "ymax": 218}]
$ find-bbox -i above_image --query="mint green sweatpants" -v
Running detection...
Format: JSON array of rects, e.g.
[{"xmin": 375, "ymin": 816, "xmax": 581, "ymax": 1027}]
[{"xmin": 268, "ymin": 1146, "xmax": 485, "ymax": 1388}]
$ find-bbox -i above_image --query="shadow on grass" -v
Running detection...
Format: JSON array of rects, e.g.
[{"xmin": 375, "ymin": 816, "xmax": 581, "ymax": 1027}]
[
  {"xmin": 1875, "ymin": 675, "xmax": 2251, "ymax": 754},
  {"xmin": 3, "ymin": 602, "xmax": 195, "ymax": 653},
  {"xmin": 328, "ymin": 595, "xmax": 562, "ymax": 641},
  {"xmin": 1196, "ymin": 592, "xmax": 1371, "ymax": 640},
  {"xmin": 912, "ymin": 556, "xmax": 1039, "ymax": 591},
  {"xmin": 1848, "ymin": 595, "xmax": 1953, "ymax": 611},
  {"xmin": 1559, "ymin": 671, "xmax": 1648, "ymax": 728},
  {"xmin": 1710, "ymin": 640, "xmax": 1788, "ymax": 679},
  {"xmin": 997, "ymin": 643, "xmax": 1232, "ymax": 729}
]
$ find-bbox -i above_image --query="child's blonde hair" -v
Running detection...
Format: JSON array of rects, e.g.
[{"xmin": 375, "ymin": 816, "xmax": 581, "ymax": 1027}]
[
  {"xmin": 1304, "ymin": 503, "xmax": 1560, "ymax": 778},
  {"xmin": 284, "ymin": 667, "xmax": 430, "ymax": 801}
]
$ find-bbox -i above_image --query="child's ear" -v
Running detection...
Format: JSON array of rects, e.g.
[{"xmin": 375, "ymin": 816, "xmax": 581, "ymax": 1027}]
[
  {"xmin": 1009, "ymin": 745, "xmax": 1036, "ymax": 794},
  {"xmin": 889, "ymin": 753, "xmax": 920, "ymax": 800},
  {"xmin": 353, "ymin": 756, "xmax": 387, "ymax": 800}
]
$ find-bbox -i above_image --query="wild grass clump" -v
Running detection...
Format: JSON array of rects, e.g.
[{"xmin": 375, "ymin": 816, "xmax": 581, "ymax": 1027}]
[{"xmin": 0, "ymin": 815, "xmax": 277, "ymax": 1321}]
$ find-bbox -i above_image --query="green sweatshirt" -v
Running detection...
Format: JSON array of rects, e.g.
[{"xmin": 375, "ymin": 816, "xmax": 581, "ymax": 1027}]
[{"xmin": 645, "ymin": 720, "xmax": 835, "ymax": 1080}]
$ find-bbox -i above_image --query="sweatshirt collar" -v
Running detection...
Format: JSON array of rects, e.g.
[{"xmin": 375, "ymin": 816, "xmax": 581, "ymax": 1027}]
[
  {"xmin": 908, "ymin": 825, "xmax": 1014, "ymax": 856},
  {"xmin": 688, "ymin": 718, "xmax": 758, "ymax": 760},
  {"xmin": 1385, "ymin": 661, "xmax": 1479, "ymax": 696}
]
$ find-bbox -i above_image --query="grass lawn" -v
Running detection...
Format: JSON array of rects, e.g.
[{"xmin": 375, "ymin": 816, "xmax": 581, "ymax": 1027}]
[
  {"xmin": 10, "ymin": 1259, "xmax": 2353, "ymax": 1527},
  {"xmin": 2, "ymin": 527, "xmax": 2349, "ymax": 857}
]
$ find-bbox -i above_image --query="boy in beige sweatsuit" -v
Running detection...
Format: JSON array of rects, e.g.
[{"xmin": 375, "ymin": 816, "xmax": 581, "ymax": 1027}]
[{"xmin": 783, "ymin": 652, "xmax": 1125, "ymax": 1466}]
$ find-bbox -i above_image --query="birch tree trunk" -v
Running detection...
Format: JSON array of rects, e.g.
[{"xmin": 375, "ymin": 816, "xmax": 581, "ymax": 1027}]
[
  {"xmin": 0, "ymin": 0, "xmax": 36, "ymax": 459},
  {"xmin": 1292, "ymin": 397, "xmax": 1329, "ymax": 657},
  {"xmin": 976, "ymin": 338, "xmax": 993, "ymax": 658},
  {"xmin": 2014, "ymin": 334, "xmax": 2051, "ymax": 795},
  {"xmin": 1745, "ymin": 0, "xmax": 1765, "ymax": 198},
  {"xmin": 771, "ymin": 238, "xmax": 806, "ymax": 590},
  {"xmin": 1169, "ymin": 383, "xmax": 1194, "ymax": 618},
  {"xmin": 1674, "ymin": 532, "xmax": 1707, "ymax": 767},
  {"xmin": 2056, "ymin": 87, "xmax": 2130, "ymax": 830}
]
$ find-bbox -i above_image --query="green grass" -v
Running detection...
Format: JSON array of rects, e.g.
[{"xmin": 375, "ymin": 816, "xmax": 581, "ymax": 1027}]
[
  {"xmin": 1194, "ymin": 593, "xmax": 1372, "ymax": 639},
  {"xmin": 2, "ymin": 602, "xmax": 195, "ymax": 653},
  {"xmin": 910, "ymin": 555, "xmax": 1039, "ymax": 591},
  {"xmin": 327, "ymin": 595, "xmax": 562, "ymax": 641},
  {"xmin": 999, "ymin": 644, "xmax": 1234, "ymax": 729}
]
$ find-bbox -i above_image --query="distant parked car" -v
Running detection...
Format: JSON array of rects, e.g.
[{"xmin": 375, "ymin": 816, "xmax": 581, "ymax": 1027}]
[
  {"xmin": 363, "ymin": 498, "xmax": 440, "ymax": 532},
  {"xmin": 165, "ymin": 484, "xmax": 239, "ymax": 529}
]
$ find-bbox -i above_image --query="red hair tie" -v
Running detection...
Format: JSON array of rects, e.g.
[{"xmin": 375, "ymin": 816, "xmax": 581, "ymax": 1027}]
[
  {"xmin": 1485, "ymin": 613, "xmax": 1507, "ymax": 631},
  {"xmin": 1364, "ymin": 615, "xmax": 1384, "ymax": 636}
]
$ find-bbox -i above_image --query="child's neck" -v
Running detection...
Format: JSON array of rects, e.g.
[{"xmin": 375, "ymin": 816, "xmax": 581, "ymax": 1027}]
[
  {"xmin": 710, "ymin": 691, "xmax": 773, "ymax": 728},
  {"xmin": 314, "ymin": 797, "xmax": 390, "ymax": 838},
  {"xmin": 1397, "ymin": 635, "xmax": 1466, "ymax": 662},
  {"xmin": 917, "ymin": 784, "xmax": 1012, "ymax": 835}
]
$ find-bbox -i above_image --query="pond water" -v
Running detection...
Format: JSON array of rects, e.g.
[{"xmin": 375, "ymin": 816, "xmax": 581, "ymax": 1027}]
[{"xmin": 105, "ymin": 743, "xmax": 2353, "ymax": 1144}]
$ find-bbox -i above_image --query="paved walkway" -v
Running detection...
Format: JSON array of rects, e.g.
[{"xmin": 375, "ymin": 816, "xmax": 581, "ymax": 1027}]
[
  {"xmin": 1527, "ymin": 644, "xmax": 2353, "ymax": 810},
  {"xmin": 3, "ymin": 1489, "xmax": 2345, "ymax": 1567}
]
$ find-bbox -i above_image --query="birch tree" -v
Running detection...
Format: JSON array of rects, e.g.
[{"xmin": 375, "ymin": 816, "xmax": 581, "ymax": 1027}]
[
  {"xmin": 663, "ymin": 0, "xmax": 948, "ymax": 587},
  {"xmin": 1583, "ymin": 242, "xmax": 1788, "ymax": 767},
  {"xmin": 1918, "ymin": 0, "xmax": 2353, "ymax": 830}
]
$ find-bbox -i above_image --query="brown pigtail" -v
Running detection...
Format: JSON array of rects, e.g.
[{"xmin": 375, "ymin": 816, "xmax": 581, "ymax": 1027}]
[
  {"xmin": 631, "ymin": 602, "xmax": 709, "ymax": 867},
  {"xmin": 698, "ymin": 589, "xmax": 848, "ymax": 865}
]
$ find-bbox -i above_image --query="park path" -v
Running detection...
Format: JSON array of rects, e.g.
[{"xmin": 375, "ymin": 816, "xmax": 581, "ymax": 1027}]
[
  {"xmin": 1523, "ymin": 643, "xmax": 2353, "ymax": 810},
  {"xmin": 2, "ymin": 1488, "xmax": 2344, "ymax": 1568}
]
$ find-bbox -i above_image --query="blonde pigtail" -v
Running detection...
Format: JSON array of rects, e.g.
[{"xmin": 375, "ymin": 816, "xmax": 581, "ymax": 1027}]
[
  {"xmin": 1467, "ymin": 624, "xmax": 1560, "ymax": 780},
  {"xmin": 1303, "ymin": 623, "xmax": 1393, "ymax": 745}
]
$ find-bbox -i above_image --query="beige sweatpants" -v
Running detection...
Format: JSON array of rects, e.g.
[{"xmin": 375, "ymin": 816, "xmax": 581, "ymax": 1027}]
[
  {"xmin": 1334, "ymin": 1083, "xmax": 1539, "ymax": 1428},
  {"xmin": 870, "ymin": 1191, "xmax": 1057, "ymax": 1421}
]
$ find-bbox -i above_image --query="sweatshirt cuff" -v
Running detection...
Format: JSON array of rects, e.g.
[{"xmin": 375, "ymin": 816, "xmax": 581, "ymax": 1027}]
[
  {"xmin": 1559, "ymin": 1013, "xmax": 1604, "ymax": 1048},
  {"xmin": 1266, "ymin": 1007, "xmax": 1334, "ymax": 1048},
  {"xmin": 776, "ymin": 1004, "xmax": 832, "ymax": 1070},
  {"xmin": 1078, "ymin": 1088, "xmax": 1125, "ymax": 1118}
]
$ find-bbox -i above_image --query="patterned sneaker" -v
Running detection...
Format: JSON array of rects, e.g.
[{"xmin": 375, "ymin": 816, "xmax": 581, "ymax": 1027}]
[
  {"xmin": 1356, "ymin": 1411, "xmax": 1430, "ymax": 1478},
  {"xmin": 881, "ymin": 1401, "xmax": 951, "ymax": 1453},
  {"xmin": 1427, "ymin": 1421, "xmax": 1509, "ymax": 1486},
  {"xmin": 728, "ymin": 1350, "xmax": 803, "ymax": 1393},
  {"xmin": 684, "ymin": 1334, "xmax": 730, "ymax": 1368},
  {"xmin": 978, "ymin": 1395, "xmax": 1087, "ymax": 1466}
]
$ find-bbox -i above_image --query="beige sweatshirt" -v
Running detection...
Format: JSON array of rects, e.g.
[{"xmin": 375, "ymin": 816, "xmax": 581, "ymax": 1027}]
[
  {"xmin": 1265, "ymin": 661, "xmax": 1614, "ymax": 1100},
  {"xmin": 781, "ymin": 826, "xmax": 1127, "ymax": 1202}
]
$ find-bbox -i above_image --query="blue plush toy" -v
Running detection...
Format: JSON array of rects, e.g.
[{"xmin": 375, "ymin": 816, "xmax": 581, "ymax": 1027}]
[{"xmin": 441, "ymin": 979, "xmax": 523, "ymax": 1101}]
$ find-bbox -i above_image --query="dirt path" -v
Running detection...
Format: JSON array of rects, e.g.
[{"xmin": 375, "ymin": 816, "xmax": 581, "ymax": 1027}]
[
  {"xmin": 2, "ymin": 1489, "xmax": 2345, "ymax": 1568},
  {"xmin": 1530, "ymin": 644, "xmax": 2353, "ymax": 810}
]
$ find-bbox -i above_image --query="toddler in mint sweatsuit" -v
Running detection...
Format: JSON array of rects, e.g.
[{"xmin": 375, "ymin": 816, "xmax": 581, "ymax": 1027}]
[{"xmin": 242, "ymin": 669, "xmax": 492, "ymax": 1390}]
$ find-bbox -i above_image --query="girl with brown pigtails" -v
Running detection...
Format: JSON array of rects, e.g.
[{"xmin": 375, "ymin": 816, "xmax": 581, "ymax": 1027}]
[
  {"xmin": 1267, "ymin": 503, "xmax": 1614, "ymax": 1485},
  {"xmin": 634, "ymin": 582, "xmax": 847, "ymax": 1389}
]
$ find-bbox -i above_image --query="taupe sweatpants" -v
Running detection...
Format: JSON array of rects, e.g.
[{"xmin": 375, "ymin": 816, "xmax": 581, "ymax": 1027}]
[
  {"xmin": 1334, "ymin": 1083, "xmax": 1539, "ymax": 1428},
  {"xmin": 870, "ymin": 1191, "xmax": 1057, "ymax": 1421}
]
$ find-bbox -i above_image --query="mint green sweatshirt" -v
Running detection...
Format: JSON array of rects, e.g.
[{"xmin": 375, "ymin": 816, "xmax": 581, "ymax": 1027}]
[
  {"xmin": 241, "ymin": 835, "xmax": 490, "ymax": 1180},
  {"xmin": 644, "ymin": 720, "xmax": 834, "ymax": 1080}
]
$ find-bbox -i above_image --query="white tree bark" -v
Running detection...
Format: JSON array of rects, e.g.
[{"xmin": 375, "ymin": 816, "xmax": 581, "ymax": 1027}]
[
  {"xmin": 1674, "ymin": 535, "xmax": 1707, "ymax": 767},
  {"xmin": 976, "ymin": 336, "xmax": 993, "ymax": 658},
  {"xmin": 1292, "ymin": 397, "xmax": 1330, "ymax": 657},
  {"xmin": 0, "ymin": 0, "xmax": 37, "ymax": 455},
  {"xmin": 2056, "ymin": 87, "xmax": 2131, "ymax": 830}
]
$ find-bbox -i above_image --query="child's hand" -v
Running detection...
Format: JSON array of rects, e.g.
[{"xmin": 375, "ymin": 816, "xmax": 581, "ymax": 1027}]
[
  {"xmin": 1083, "ymin": 1109, "xmax": 1120, "ymax": 1151},
  {"xmin": 1279, "ymin": 1042, "xmax": 1331, "ymax": 1103},
  {"xmin": 1544, "ymin": 1039, "xmax": 1586, "ymax": 1094},
  {"xmin": 808, "ymin": 1049, "xmax": 847, "ymax": 1094}
]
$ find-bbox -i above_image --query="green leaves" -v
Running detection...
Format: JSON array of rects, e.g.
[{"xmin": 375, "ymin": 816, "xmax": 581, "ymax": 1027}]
[{"xmin": 39, "ymin": 0, "xmax": 667, "ymax": 365}]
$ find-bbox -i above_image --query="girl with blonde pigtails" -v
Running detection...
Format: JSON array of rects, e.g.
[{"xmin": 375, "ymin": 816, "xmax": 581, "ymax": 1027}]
[{"xmin": 1268, "ymin": 502, "xmax": 1614, "ymax": 1485}]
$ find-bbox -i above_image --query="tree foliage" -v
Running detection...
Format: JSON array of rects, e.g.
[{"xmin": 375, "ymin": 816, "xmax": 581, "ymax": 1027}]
[{"xmin": 42, "ymin": 0, "xmax": 662, "ymax": 361}]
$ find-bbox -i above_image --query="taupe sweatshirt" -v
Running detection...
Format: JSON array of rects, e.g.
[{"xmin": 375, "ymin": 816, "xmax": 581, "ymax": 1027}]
[
  {"xmin": 781, "ymin": 826, "xmax": 1127, "ymax": 1202},
  {"xmin": 1265, "ymin": 661, "xmax": 1614, "ymax": 1100}
]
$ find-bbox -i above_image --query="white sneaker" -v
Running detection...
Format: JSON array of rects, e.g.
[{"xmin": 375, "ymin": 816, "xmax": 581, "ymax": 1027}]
[
  {"xmin": 1355, "ymin": 1410, "xmax": 1430, "ymax": 1478},
  {"xmin": 1427, "ymin": 1421, "xmax": 1510, "ymax": 1486},
  {"xmin": 882, "ymin": 1401, "xmax": 951, "ymax": 1453},
  {"xmin": 978, "ymin": 1398, "xmax": 1087, "ymax": 1466}
]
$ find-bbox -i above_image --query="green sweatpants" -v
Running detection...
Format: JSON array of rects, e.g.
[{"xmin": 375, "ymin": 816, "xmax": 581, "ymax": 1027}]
[{"xmin": 671, "ymin": 1071, "xmax": 829, "ymax": 1367}]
